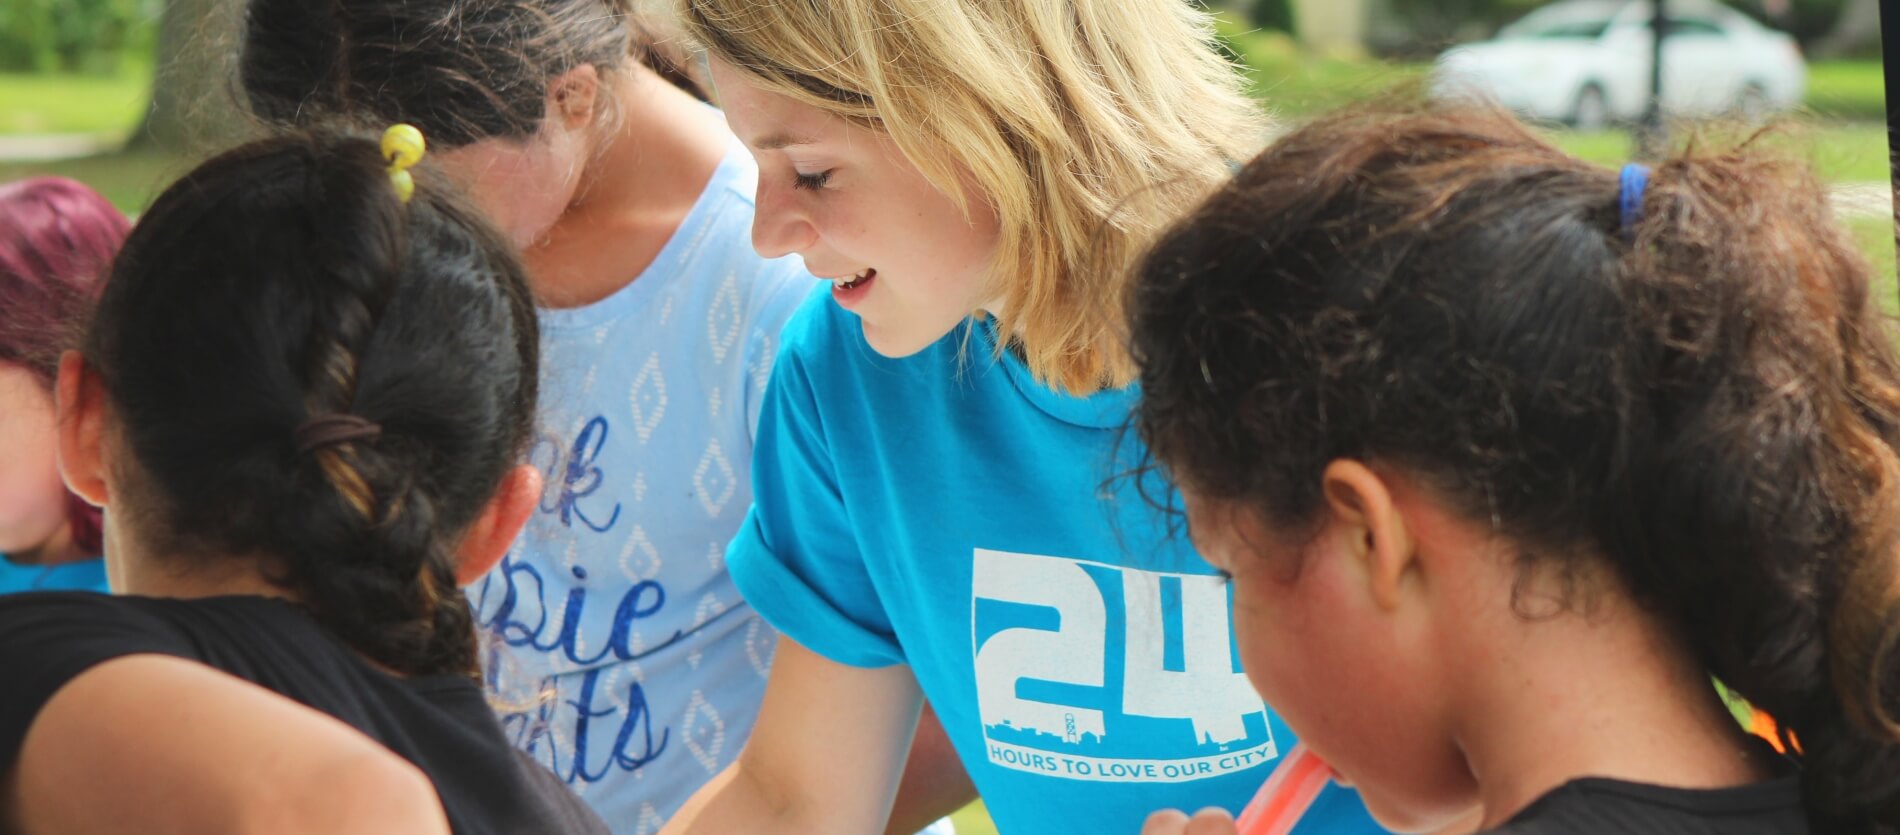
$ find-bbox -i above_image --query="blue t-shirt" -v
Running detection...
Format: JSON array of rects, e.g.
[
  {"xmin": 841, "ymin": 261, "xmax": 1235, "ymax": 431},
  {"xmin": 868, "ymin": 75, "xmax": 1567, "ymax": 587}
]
[
  {"xmin": 731, "ymin": 292, "xmax": 1383, "ymax": 834},
  {"xmin": 0, "ymin": 555, "xmax": 108, "ymax": 596},
  {"xmin": 467, "ymin": 136, "xmax": 815, "ymax": 833}
]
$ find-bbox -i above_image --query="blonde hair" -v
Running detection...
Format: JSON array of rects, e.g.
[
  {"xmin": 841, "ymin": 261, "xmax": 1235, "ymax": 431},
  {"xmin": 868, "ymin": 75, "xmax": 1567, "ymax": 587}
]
[{"xmin": 677, "ymin": 0, "xmax": 1266, "ymax": 393}]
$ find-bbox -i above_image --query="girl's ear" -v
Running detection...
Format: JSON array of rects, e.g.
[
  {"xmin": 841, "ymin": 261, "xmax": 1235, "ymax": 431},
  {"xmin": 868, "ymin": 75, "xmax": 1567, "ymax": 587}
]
[
  {"xmin": 548, "ymin": 65, "xmax": 602, "ymax": 132},
  {"xmin": 452, "ymin": 464, "xmax": 542, "ymax": 585},
  {"xmin": 55, "ymin": 351, "xmax": 111, "ymax": 509},
  {"xmin": 1319, "ymin": 459, "xmax": 1419, "ymax": 612}
]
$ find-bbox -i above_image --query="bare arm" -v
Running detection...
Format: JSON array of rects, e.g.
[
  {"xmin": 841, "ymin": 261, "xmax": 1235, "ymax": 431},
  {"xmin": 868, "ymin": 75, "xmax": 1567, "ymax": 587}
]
[
  {"xmin": 664, "ymin": 637, "xmax": 924, "ymax": 835},
  {"xmin": 884, "ymin": 701, "xmax": 978, "ymax": 835},
  {"xmin": 3, "ymin": 655, "xmax": 449, "ymax": 835}
]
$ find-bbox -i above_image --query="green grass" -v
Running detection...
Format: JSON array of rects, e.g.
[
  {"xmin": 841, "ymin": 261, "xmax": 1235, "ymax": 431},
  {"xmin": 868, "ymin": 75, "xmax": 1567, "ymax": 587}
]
[
  {"xmin": 1248, "ymin": 54, "xmax": 1432, "ymax": 118},
  {"xmin": 0, "ymin": 148, "xmax": 190, "ymax": 214},
  {"xmin": 1552, "ymin": 130, "xmax": 1638, "ymax": 167},
  {"xmin": 0, "ymin": 70, "xmax": 150, "ymax": 136},
  {"xmin": 1851, "ymin": 217, "xmax": 1900, "ymax": 316},
  {"xmin": 1215, "ymin": 20, "xmax": 1430, "ymax": 117},
  {"xmin": 1806, "ymin": 60, "xmax": 1887, "ymax": 122},
  {"xmin": 1552, "ymin": 122, "xmax": 1892, "ymax": 184}
]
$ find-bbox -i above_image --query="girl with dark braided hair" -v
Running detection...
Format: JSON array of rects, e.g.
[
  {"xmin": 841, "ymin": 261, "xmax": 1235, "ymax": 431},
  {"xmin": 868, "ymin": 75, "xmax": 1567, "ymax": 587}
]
[
  {"xmin": 0, "ymin": 130, "xmax": 606, "ymax": 834},
  {"xmin": 234, "ymin": 6, "xmax": 976, "ymax": 829},
  {"xmin": 1135, "ymin": 101, "xmax": 1900, "ymax": 834}
]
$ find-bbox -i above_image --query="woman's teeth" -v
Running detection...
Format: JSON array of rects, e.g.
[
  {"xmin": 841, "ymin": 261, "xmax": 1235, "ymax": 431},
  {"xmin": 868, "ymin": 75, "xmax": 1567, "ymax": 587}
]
[{"xmin": 839, "ymin": 269, "xmax": 875, "ymax": 289}]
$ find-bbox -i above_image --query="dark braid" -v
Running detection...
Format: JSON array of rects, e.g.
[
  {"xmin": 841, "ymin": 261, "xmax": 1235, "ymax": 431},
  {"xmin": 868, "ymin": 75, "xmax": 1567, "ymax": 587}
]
[{"xmin": 86, "ymin": 131, "xmax": 538, "ymax": 678}]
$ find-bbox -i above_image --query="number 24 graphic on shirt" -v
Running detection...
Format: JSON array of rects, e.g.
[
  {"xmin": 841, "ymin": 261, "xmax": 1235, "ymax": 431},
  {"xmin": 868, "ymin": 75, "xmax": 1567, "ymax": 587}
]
[{"xmin": 971, "ymin": 549, "xmax": 1280, "ymax": 783}]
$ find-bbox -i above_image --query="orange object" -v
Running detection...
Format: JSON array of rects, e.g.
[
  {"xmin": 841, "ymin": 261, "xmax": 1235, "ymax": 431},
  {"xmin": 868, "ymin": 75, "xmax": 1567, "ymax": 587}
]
[
  {"xmin": 1236, "ymin": 743, "xmax": 1335, "ymax": 835},
  {"xmin": 1749, "ymin": 708, "xmax": 1787, "ymax": 753}
]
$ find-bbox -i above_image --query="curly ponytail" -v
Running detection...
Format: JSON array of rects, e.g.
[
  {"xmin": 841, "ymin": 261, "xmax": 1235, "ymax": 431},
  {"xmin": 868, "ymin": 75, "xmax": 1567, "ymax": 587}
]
[
  {"xmin": 1131, "ymin": 101, "xmax": 1900, "ymax": 832},
  {"xmin": 1615, "ymin": 145, "xmax": 1900, "ymax": 830},
  {"xmin": 85, "ymin": 131, "xmax": 538, "ymax": 678}
]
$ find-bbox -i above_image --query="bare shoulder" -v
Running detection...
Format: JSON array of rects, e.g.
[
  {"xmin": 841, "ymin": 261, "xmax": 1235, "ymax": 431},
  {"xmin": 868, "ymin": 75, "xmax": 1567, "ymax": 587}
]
[{"xmin": 5, "ymin": 654, "xmax": 449, "ymax": 835}]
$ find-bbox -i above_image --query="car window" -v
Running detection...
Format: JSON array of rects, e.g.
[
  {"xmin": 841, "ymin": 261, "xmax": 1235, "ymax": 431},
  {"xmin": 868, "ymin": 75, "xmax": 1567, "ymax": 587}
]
[
  {"xmin": 1667, "ymin": 18, "xmax": 1725, "ymax": 38},
  {"xmin": 1500, "ymin": 3, "xmax": 1625, "ymax": 40},
  {"xmin": 1527, "ymin": 19, "xmax": 1614, "ymax": 39}
]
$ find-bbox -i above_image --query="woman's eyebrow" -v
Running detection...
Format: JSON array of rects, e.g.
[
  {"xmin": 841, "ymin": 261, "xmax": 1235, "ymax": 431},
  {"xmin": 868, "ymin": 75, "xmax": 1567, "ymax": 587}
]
[{"xmin": 753, "ymin": 131, "xmax": 818, "ymax": 151}]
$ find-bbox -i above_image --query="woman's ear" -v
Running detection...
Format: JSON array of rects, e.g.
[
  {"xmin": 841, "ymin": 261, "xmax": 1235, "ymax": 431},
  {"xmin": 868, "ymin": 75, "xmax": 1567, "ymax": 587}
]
[
  {"xmin": 452, "ymin": 464, "xmax": 542, "ymax": 585},
  {"xmin": 1320, "ymin": 459, "xmax": 1418, "ymax": 612},
  {"xmin": 55, "ymin": 351, "xmax": 111, "ymax": 508},
  {"xmin": 548, "ymin": 65, "xmax": 603, "ymax": 132}
]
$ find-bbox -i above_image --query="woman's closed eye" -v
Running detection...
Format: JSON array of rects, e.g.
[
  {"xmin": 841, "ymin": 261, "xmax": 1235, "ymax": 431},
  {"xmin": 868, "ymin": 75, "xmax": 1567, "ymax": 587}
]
[{"xmin": 793, "ymin": 169, "xmax": 834, "ymax": 191}]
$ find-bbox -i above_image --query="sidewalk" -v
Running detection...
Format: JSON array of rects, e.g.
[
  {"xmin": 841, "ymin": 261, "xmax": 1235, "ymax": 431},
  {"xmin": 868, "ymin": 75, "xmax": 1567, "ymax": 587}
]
[
  {"xmin": 1833, "ymin": 183, "xmax": 1895, "ymax": 220},
  {"xmin": 0, "ymin": 133, "xmax": 121, "ymax": 162}
]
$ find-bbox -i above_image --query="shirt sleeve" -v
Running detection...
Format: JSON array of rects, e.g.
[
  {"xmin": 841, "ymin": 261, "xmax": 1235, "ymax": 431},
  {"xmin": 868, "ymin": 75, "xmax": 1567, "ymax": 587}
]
[
  {"xmin": 0, "ymin": 593, "xmax": 192, "ymax": 770},
  {"xmin": 726, "ymin": 309, "xmax": 906, "ymax": 669}
]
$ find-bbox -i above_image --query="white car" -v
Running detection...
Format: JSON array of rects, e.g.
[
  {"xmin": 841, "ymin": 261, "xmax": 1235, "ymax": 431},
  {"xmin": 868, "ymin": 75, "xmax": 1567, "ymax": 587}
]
[{"xmin": 1432, "ymin": 0, "xmax": 1806, "ymax": 129}]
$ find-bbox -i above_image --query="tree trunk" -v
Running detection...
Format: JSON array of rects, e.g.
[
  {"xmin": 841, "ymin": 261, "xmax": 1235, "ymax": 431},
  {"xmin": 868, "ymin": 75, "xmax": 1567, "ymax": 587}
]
[
  {"xmin": 1816, "ymin": 0, "xmax": 1881, "ymax": 58},
  {"xmin": 1883, "ymin": 0, "xmax": 1899, "ymax": 289},
  {"xmin": 129, "ymin": 0, "xmax": 251, "ymax": 153}
]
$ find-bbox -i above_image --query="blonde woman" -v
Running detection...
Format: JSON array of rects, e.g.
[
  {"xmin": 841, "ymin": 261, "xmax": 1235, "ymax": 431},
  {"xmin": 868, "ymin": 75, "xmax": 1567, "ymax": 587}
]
[{"xmin": 661, "ymin": 1, "xmax": 1385, "ymax": 832}]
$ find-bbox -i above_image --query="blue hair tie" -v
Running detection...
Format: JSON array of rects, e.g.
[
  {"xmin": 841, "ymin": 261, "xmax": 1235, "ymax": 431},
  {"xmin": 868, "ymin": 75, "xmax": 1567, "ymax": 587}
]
[{"xmin": 1618, "ymin": 163, "xmax": 1651, "ymax": 240}]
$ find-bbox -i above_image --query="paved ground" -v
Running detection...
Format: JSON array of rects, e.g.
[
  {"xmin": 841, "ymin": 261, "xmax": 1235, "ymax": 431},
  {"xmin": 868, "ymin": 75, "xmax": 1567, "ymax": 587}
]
[
  {"xmin": 0, "ymin": 133, "xmax": 121, "ymax": 162},
  {"xmin": 1833, "ymin": 182, "xmax": 1895, "ymax": 219}
]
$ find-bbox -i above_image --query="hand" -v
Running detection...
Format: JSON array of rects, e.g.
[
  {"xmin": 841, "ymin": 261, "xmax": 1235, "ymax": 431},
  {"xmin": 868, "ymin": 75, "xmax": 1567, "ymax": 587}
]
[{"xmin": 1141, "ymin": 807, "xmax": 1241, "ymax": 835}]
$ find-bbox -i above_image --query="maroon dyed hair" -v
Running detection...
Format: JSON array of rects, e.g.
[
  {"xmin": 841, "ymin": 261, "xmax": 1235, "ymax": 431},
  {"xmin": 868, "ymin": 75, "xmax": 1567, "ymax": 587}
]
[{"xmin": 0, "ymin": 177, "xmax": 128, "ymax": 554}]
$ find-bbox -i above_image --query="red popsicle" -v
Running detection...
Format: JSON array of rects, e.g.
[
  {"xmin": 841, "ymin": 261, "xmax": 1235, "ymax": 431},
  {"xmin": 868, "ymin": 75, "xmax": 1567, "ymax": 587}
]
[{"xmin": 1234, "ymin": 743, "xmax": 1335, "ymax": 835}]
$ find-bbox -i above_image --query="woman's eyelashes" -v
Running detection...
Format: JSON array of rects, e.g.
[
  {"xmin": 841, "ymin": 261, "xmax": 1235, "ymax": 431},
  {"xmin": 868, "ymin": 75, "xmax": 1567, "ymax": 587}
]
[{"xmin": 793, "ymin": 169, "xmax": 834, "ymax": 191}]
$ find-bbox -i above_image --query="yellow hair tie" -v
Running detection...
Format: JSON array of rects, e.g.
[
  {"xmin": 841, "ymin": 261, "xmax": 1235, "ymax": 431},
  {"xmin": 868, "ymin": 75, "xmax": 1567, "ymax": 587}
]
[{"xmin": 381, "ymin": 124, "xmax": 427, "ymax": 204}]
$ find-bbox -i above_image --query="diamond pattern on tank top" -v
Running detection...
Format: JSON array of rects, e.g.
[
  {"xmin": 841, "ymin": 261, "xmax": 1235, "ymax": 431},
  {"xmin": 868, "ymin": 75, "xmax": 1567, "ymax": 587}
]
[
  {"xmin": 745, "ymin": 615, "xmax": 778, "ymax": 679},
  {"xmin": 628, "ymin": 354, "xmax": 667, "ymax": 444},
  {"xmin": 633, "ymin": 802, "xmax": 664, "ymax": 835},
  {"xmin": 681, "ymin": 690, "xmax": 728, "ymax": 774},
  {"xmin": 692, "ymin": 591, "xmax": 722, "ymax": 630},
  {"xmin": 707, "ymin": 272, "xmax": 744, "ymax": 364},
  {"xmin": 747, "ymin": 330, "xmax": 775, "ymax": 399},
  {"xmin": 618, "ymin": 524, "xmax": 663, "ymax": 582},
  {"xmin": 600, "ymin": 664, "xmax": 626, "ymax": 710},
  {"xmin": 692, "ymin": 439, "xmax": 737, "ymax": 518},
  {"xmin": 688, "ymin": 593, "xmax": 722, "ymax": 671}
]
